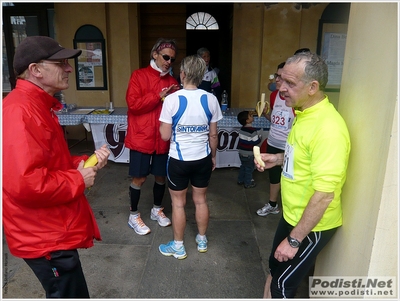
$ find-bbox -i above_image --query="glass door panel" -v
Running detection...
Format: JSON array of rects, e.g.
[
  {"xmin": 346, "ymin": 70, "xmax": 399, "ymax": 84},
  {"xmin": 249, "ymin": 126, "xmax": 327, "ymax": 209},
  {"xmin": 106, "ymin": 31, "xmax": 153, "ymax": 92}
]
[{"xmin": 2, "ymin": 3, "xmax": 53, "ymax": 93}]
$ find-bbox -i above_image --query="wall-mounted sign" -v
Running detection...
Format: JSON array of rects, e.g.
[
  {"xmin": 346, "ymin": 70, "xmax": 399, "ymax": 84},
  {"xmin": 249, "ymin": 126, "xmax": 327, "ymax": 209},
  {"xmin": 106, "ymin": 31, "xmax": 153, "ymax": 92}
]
[
  {"xmin": 322, "ymin": 32, "xmax": 347, "ymax": 86},
  {"xmin": 317, "ymin": 22, "xmax": 348, "ymax": 92},
  {"xmin": 74, "ymin": 25, "xmax": 107, "ymax": 90}
]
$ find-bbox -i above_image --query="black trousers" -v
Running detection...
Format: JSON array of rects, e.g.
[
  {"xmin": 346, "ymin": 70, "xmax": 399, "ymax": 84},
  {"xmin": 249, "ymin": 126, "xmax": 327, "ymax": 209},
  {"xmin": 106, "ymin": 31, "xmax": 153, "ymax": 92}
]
[
  {"xmin": 24, "ymin": 249, "xmax": 90, "ymax": 298},
  {"xmin": 269, "ymin": 217, "xmax": 338, "ymax": 298}
]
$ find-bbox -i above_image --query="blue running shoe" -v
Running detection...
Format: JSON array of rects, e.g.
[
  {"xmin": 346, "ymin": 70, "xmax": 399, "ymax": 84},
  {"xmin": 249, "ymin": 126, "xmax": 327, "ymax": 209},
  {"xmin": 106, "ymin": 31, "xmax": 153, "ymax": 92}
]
[
  {"xmin": 159, "ymin": 241, "xmax": 187, "ymax": 259},
  {"xmin": 195, "ymin": 235, "xmax": 208, "ymax": 253}
]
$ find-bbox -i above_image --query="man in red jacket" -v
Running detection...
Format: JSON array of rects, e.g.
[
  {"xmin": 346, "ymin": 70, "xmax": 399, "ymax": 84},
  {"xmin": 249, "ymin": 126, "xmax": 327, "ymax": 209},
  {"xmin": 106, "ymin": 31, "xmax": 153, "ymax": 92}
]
[
  {"xmin": 2, "ymin": 36, "xmax": 110, "ymax": 298},
  {"xmin": 125, "ymin": 38, "xmax": 179, "ymax": 235}
]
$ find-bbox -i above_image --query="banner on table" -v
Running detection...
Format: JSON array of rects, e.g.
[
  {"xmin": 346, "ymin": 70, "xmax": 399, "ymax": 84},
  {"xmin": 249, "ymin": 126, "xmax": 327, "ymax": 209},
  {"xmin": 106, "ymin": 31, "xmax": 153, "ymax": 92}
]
[
  {"xmin": 90, "ymin": 124, "xmax": 269, "ymax": 167},
  {"xmin": 216, "ymin": 127, "xmax": 269, "ymax": 168},
  {"xmin": 91, "ymin": 123, "xmax": 130, "ymax": 163}
]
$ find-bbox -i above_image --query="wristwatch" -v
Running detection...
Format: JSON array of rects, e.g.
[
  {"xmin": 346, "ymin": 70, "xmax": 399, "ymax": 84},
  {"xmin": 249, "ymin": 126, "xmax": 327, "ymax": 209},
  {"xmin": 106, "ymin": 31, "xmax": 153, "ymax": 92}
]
[{"xmin": 287, "ymin": 235, "xmax": 302, "ymax": 248}]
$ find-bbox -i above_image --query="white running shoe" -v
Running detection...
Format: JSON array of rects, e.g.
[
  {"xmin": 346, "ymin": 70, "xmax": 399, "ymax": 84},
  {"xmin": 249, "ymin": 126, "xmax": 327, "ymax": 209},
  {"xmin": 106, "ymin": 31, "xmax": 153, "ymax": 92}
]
[
  {"xmin": 256, "ymin": 203, "xmax": 280, "ymax": 216},
  {"xmin": 150, "ymin": 207, "xmax": 171, "ymax": 227},
  {"xmin": 128, "ymin": 213, "xmax": 151, "ymax": 235}
]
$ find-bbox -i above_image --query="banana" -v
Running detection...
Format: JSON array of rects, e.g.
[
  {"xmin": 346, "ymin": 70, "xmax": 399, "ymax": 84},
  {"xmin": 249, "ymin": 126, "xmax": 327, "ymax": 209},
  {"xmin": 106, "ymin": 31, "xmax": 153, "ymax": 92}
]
[
  {"xmin": 256, "ymin": 100, "xmax": 270, "ymax": 117},
  {"xmin": 92, "ymin": 109, "xmax": 110, "ymax": 114},
  {"xmin": 83, "ymin": 153, "xmax": 98, "ymax": 168},
  {"xmin": 264, "ymin": 101, "xmax": 270, "ymax": 115},
  {"xmin": 253, "ymin": 146, "xmax": 265, "ymax": 167},
  {"xmin": 256, "ymin": 101, "xmax": 265, "ymax": 117},
  {"xmin": 255, "ymin": 93, "xmax": 270, "ymax": 117}
]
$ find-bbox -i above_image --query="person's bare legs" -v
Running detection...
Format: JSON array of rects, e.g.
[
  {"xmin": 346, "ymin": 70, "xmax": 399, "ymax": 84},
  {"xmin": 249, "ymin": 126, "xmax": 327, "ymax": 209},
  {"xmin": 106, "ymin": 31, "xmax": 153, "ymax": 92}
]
[
  {"xmin": 132, "ymin": 176, "xmax": 146, "ymax": 186},
  {"xmin": 154, "ymin": 175, "xmax": 165, "ymax": 185},
  {"xmin": 169, "ymin": 188, "xmax": 187, "ymax": 241},
  {"xmin": 263, "ymin": 274, "xmax": 272, "ymax": 298},
  {"xmin": 269, "ymin": 183, "xmax": 280, "ymax": 204},
  {"xmin": 191, "ymin": 186, "xmax": 209, "ymax": 235}
]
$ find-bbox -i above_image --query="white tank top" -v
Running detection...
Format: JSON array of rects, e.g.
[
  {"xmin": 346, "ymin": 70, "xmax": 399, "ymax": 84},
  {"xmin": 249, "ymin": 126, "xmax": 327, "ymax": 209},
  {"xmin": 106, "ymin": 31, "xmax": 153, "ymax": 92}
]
[{"xmin": 267, "ymin": 92, "xmax": 295, "ymax": 150}]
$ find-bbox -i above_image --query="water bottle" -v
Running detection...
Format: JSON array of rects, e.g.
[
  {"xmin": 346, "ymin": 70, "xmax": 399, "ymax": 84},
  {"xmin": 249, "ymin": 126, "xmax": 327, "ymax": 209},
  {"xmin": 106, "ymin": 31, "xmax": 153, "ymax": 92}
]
[
  {"xmin": 221, "ymin": 90, "xmax": 228, "ymax": 113},
  {"xmin": 60, "ymin": 93, "xmax": 68, "ymax": 113}
]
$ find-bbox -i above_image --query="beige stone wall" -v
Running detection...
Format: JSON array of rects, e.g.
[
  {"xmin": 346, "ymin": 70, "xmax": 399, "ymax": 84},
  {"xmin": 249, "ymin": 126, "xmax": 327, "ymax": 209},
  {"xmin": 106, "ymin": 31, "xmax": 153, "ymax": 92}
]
[
  {"xmin": 54, "ymin": 3, "xmax": 111, "ymax": 107},
  {"xmin": 54, "ymin": 3, "xmax": 141, "ymax": 108},
  {"xmin": 105, "ymin": 3, "xmax": 140, "ymax": 107},
  {"xmin": 54, "ymin": 3, "xmax": 333, "ymax": 110},
  {"xmin": 231, "ymin": 3, "xmax": 264, "ymax": 108},
  {"xmin": 54, "ymin": 3, "xmax": 140, "ymax": 139},
  {"xmin": 231, "ymin": 3, "xmax": 338, "ymax": 109},
  {"xmin": 314, "ymin": 2, "xmax": 398, "ymax": 279}
]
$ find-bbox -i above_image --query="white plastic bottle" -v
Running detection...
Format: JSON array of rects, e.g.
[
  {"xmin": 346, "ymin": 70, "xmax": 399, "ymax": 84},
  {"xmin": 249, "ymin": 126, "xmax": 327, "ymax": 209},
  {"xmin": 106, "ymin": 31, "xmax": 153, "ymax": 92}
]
[
  {"xmin": 221, "ymin": 90, "xmax": 228, "ymax": 113},
  {"xmin": 60, "ymin": 93, "xmax": 68, "ymax": 113}
]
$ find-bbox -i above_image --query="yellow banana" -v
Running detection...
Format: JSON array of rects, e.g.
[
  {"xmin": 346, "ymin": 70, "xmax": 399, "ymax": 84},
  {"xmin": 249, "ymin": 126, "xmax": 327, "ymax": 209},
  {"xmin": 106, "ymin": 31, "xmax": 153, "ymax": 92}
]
[
  {"xmin": 264, "ymin": 101, "xmax": 270, "ymax": 115},
  {"xmin": 83, "ymin": 153, "xmax": 98, "ymax": 168},
  {"xmin": 255, "ymin": 93, "xmax": 270, "ymax": 117},
  {"xmin": 256, "ymin": 100, "xmax": 270, "ymax": 117},
  {"xmin": 255, "ymin": 101, "xmax": 264, "ymax": 117},
  {"xmin": 92, "ymin": 109, "xmax": 109, "ymax": 114},
  {"xmin": 253, "ymin": 146, "xmax": 265, "ymax": 167}
]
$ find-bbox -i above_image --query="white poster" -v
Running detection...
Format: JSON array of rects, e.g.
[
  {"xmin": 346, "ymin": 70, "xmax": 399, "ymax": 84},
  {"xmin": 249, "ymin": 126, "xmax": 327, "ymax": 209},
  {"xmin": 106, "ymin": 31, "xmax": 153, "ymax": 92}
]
[
  {"xmin": 78, "ymin": 63, "xmax": 95, "ymax": 88},
  {"xmin": 322, "ymin": 32, "xmax": 347, "ymax": 86}
]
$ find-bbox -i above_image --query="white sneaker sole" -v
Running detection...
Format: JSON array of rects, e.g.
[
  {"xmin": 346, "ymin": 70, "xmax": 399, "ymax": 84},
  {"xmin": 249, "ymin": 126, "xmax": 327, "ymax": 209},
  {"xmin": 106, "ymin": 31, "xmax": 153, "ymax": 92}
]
[
  {"xmin": 197, "ymin": 247, "xmax": 207, "ymax": 253},
  {"xmin": 256, "ymin": 210, "xmax": 280, "ymax": 217},
  {"xmin": 196, "ymin": 238, "xmax": 208, "ymax": 253},
  {"xmin": 150, "ymin": 213, "xmax": 171, "ymax": 227},
  {"xmin": 128, "ymin": 221, "xmax": 151, "ymax": 235}
]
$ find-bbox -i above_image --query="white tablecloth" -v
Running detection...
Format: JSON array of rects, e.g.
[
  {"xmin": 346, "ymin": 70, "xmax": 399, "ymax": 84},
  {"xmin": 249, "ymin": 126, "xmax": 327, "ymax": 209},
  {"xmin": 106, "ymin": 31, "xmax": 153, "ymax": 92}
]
[{"xmin": 59, "ymin": 107, "xmax": 270, "ymax": 168}]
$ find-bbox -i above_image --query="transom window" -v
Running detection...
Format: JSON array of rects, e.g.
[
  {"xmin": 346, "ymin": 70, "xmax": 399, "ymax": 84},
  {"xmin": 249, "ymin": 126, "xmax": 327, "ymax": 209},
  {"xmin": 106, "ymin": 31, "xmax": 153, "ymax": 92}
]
[{"xmin": 186, "ymin": 12, "xmax": 219, "ymax": 30}]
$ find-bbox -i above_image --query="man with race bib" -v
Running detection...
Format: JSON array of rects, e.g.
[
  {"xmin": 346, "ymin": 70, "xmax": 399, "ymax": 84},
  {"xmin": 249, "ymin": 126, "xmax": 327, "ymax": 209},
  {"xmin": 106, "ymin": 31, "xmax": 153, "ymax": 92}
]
[{"xmin": 254, "ymin": 52, "xmax": 351, "ymax": 298}]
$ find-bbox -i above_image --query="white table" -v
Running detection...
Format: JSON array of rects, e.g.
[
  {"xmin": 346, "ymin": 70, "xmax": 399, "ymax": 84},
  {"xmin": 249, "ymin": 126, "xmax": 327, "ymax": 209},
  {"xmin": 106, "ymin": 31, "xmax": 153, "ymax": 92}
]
[{"xmin": 57, "ymin": 107, "xmax": 270, "ymax": 168}]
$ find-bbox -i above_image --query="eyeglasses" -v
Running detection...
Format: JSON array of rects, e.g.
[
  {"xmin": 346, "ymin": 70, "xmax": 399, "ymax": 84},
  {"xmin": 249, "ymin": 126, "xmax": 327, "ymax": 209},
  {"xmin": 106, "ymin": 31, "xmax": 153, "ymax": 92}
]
[
  {"xmin": 160, "ymin": 54, "xmax": 176, "ymax": 63},
  {"xmin": 39, "ymin": 59, "xmax": 70, "ymax": 67}
]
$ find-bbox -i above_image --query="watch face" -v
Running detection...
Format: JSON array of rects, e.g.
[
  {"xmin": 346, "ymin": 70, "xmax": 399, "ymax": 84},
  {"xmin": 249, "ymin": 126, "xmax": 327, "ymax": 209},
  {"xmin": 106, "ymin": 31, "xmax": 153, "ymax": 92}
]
[
  {"xmin": 288, "ymin": 236, "xmax": 300, "ymax": 248},
  {"xmin": 291, "ymin": 240, "xmax": 300, "ymax": 247}
]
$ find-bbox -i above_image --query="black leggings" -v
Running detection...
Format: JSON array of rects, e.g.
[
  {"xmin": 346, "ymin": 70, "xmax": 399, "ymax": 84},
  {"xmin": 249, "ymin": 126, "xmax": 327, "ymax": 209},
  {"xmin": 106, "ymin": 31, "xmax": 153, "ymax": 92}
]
[
  {"xmin": 269, "ymin": 217, "xmax": 338, "ymax": 298},
  {"xmin": 266, "ymin": 143, "xmax": 284, "ymax": 184}
]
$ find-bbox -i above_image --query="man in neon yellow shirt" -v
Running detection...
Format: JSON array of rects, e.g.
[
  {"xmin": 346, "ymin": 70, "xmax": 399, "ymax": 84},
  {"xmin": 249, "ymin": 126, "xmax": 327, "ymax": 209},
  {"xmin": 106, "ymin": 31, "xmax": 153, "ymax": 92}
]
[{"xmin": 255, "ymin": 52, "xmax": 351, "ymax": 298}]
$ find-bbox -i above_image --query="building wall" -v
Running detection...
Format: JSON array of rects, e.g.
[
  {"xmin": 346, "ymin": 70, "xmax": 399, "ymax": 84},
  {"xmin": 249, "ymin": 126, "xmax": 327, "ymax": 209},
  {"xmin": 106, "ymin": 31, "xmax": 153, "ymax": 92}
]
[
  {"xmin": 232, "ymin": 3, "xmax": 335, "ymax": 108},
  {"xmin": 259, "ymin": 3, "xmax": 327, "ymax": 98},
  {"xmin": 54, "ymin": 3, "xmax": 112, "ymax": 107},
  {"xmin": 54, "ymin": 2, "xmax": 140, "ymax": 138},
  {"xmin": 314, "ymin": 2, "xmax": 398, "ymax": 278},
  {"xmin": 106, "ymin": 3, "xmax": 140, "ymax": 107},
  {"xmin": 54, "ymin": 2, "xmax": 335, "ymax": 110},
  {"xmin": 231, "ymin": 3, "xmax": 264, "ymax": 108}
]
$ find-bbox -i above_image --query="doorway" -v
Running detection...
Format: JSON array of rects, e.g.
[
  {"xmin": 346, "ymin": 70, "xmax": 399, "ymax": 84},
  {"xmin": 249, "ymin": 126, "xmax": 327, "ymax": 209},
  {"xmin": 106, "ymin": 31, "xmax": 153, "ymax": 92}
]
[
  {"xmin": 139, "ymin": 3, "xmax": 233, "ymax": 100},
  {"xmin": 186, "ymin": 3, "xmax": 233, "ymax": 100}
]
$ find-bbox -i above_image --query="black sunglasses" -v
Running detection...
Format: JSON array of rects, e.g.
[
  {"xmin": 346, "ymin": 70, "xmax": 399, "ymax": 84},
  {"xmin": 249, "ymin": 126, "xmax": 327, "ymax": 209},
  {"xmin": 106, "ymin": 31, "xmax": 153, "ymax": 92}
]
[{"xmin": 160, "ymin": 54, "xmax": 176, "ymax": 63}]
